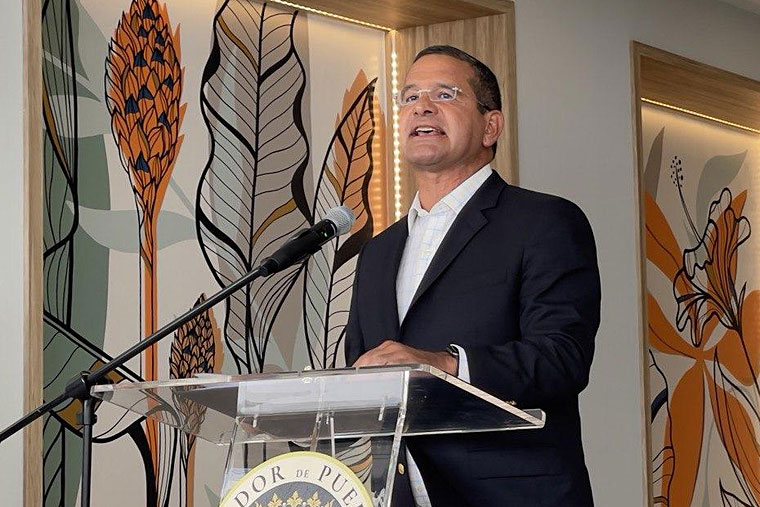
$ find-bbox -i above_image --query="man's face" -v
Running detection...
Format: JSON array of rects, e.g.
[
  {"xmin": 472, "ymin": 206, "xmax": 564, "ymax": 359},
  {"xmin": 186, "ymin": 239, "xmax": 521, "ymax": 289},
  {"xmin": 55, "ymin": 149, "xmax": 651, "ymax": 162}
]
[{"xmin": 399, "ymin": 54, "xmax": 496, "ymax": 173}]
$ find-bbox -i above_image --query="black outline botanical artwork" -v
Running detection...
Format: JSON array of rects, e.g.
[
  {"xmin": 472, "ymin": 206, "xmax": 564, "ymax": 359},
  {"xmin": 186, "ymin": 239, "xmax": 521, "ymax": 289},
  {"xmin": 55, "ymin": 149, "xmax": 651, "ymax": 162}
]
[
  {"xmin": 645, "ymin": 123, "xmax": 759, "ymax": 506},
  {"xmin": 42, "ymin": 0, "xmax": 384, "ymax": 504},
  {"xmin": 197, "ymin": 0, "xmax": 311, "ymax": 374},
  {"xmin": 303, "ymin": 72, "xmax": 377, "ymax": 369}
]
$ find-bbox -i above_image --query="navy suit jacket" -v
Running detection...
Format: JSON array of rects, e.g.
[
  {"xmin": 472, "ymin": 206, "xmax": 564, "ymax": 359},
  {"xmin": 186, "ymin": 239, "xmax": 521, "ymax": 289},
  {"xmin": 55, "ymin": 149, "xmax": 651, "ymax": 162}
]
[{"xmin": 345, "ymin": 172, "xmax": 600, "ymax": 506}]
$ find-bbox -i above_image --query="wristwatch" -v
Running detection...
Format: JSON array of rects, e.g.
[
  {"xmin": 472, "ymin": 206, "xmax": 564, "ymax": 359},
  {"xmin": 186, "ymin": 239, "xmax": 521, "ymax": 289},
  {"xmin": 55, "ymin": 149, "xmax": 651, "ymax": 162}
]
[{"xmin": 446, "ymin": 344, "xmax": 460, "ymax": 376}]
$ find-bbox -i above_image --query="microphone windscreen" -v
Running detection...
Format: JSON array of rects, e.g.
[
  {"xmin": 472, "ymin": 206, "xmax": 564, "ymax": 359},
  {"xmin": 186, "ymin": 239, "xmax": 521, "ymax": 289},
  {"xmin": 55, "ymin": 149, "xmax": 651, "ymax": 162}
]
[{"xmin": 325, "ymin": 205, "xmax": 355, "ymax": 235}]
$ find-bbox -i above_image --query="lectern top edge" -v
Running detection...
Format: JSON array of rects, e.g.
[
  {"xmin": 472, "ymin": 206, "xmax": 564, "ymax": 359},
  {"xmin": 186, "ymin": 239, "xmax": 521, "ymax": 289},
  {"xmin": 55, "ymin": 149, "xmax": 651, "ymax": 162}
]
[{"xmin": 91, "ymin": 364, "xmax": 545, "ymax": 429}]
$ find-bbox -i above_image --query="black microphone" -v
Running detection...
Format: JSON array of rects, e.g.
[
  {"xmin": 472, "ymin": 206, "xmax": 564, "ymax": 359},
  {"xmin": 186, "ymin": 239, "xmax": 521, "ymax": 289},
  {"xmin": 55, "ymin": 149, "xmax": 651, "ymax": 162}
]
[{"xmin": 259, "ymin": 205, "xmax": 355, "ymax": 276}]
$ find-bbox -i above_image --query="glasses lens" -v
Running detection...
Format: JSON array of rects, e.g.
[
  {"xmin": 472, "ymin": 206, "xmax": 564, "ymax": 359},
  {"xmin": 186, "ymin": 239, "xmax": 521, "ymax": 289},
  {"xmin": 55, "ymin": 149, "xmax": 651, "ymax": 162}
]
[
  {"xmin": 432, "ymin": 86, "xmax": 458, "ymax": 102},
  {"xmin": 399, "ymin": 89, "xmax": 419, "ymax": 105}
]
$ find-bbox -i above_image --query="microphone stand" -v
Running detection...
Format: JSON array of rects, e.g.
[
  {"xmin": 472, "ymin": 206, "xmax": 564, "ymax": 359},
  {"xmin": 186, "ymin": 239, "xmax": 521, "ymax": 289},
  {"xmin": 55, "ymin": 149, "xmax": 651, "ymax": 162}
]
[{"xmin": 1, "ymin": 263, "xmax": 270, "ymax": 507}]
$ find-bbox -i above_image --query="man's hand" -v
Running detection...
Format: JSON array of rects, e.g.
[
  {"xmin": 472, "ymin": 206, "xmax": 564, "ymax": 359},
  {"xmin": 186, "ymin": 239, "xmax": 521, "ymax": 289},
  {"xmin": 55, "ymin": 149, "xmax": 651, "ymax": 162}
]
[{"xmin": 352, "ymin": 340, "xmax": 458, "ymax": 376}]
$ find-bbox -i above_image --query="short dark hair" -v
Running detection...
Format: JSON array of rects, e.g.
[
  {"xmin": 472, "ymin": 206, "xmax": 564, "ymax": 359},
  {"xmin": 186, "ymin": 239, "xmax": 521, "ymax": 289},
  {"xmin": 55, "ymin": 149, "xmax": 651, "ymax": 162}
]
[{"xmin": 413, "ymin": 45, "xmax": 502, "ymax": 114}]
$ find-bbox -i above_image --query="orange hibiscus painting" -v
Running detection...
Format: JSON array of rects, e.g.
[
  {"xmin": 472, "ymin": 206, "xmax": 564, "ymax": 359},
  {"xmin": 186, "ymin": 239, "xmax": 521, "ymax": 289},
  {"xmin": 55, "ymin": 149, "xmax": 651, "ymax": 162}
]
[{"xmin": 646, "ymin": 157, "xmax": 759, "ymax": 506}]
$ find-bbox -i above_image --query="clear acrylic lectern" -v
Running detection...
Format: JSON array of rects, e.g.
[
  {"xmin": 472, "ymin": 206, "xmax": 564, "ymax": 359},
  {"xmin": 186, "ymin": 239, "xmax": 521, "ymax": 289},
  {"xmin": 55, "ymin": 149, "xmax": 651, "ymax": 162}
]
[{"xmin": 92, "ymin": 365, "xmax": 544, "ymax": 506}]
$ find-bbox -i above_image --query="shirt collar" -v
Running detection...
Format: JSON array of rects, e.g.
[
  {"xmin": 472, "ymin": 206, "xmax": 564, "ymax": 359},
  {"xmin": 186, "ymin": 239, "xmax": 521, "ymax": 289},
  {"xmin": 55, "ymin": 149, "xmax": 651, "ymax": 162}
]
[{"xmin": 407, "ymin": 164, "xmax": 493, "ymax": 232}]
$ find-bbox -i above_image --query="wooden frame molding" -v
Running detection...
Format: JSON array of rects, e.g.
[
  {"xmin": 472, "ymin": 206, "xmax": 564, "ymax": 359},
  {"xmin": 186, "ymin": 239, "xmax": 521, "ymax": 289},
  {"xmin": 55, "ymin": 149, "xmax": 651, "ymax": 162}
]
[
  {"xmin": 23, "ymin": 0, "xmax": 43, "ymax": 505},
  {"xmin": 630, "ymin": 40, "xmax": 655, "ymax": 507},
  {"xmin": 631, "ymin": 41, "xmax": 760, "ymax": 507}
]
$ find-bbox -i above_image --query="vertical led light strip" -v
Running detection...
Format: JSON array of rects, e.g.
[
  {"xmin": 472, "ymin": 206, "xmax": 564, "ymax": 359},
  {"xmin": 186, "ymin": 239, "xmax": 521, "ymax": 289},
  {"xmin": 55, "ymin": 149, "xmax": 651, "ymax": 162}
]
[{"xmin": 390, "ymin": 33, "xmax": 403, "ymax": 221}]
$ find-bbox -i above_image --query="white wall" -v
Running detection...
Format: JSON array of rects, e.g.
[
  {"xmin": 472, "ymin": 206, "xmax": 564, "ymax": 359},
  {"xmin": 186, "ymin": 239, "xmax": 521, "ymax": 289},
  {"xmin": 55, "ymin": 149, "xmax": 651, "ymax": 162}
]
[
  {"xmin": 512, "ymin": 0, "xmax": 760, "ymax": 505},
  {"xmin": 0, "ymin": 1, "xmax": 26, "ymax": 505}
]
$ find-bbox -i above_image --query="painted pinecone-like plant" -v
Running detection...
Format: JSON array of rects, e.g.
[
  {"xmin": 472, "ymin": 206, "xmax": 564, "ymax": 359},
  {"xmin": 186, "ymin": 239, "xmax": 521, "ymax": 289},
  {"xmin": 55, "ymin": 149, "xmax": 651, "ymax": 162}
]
[
  {"xmin": 105, "ymin": 0, "xmax": 185, "ymax": 220},
  {"xmin": 170, "ymin": 294, "xmax": 219, "ymax": 433},
  {"xmin": 171, "ymin": 294, "xmax": 217, "ymax": 379}
]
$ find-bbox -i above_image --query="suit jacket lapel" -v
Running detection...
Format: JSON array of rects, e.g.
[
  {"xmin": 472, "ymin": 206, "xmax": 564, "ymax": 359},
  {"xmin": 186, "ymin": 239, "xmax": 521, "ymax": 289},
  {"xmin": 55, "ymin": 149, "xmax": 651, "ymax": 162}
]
[
  {"xmin": 406, "ymin": 172, "xmax": 506, "ymax": 315},
  {"xmin": 378, "ymin": 219, "xmax": 408, "ymax": 339}
]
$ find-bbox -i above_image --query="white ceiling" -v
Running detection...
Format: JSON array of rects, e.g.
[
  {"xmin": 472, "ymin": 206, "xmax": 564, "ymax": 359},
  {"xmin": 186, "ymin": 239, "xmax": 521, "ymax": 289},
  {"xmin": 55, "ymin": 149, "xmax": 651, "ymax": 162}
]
[{"xmin": 717, "ymin": 0, "xmax": 760, "ymax": 16}]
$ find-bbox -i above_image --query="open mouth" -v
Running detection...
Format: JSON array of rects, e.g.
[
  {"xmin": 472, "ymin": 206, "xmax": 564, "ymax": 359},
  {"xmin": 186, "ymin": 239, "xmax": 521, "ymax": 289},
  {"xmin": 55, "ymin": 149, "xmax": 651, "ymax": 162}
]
[{"xmin": 411, "ymin": 126, "xmax": 446, "ymax": 137}]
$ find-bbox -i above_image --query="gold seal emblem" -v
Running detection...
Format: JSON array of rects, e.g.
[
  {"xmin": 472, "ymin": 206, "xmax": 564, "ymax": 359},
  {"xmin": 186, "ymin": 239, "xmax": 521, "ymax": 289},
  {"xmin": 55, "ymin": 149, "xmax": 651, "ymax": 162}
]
[{"xmin": 221, "ymin": 451, "xmax": 373, "ymax": 507}]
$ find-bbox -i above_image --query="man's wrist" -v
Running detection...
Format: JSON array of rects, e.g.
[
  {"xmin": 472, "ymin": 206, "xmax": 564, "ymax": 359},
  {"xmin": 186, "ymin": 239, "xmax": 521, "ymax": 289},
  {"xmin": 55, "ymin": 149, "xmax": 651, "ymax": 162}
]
[
  {"xmin": 445, "ymin": 344, "xmax": 460, "ymax": 376},
  {"xmin": 435, "ymin": 349, "xmax": 459, "ymax": 376}
]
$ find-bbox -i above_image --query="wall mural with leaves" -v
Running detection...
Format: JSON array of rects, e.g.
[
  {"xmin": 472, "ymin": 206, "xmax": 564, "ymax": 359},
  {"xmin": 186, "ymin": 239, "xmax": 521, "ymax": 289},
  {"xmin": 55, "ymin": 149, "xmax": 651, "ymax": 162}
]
[
  {"xmin": 642, "ymin": 103, "xmax": 760, "ymax": 506},
  {"xmin": 41, "ymin": 0, "xmax": 388, "ymax": 505}
]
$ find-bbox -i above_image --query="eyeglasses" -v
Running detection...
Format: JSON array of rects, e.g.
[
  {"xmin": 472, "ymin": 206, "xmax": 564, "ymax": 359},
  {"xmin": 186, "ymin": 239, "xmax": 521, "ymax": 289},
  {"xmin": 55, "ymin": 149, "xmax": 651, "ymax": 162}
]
[
  {"xmin": 395, "ymin": 86, "xmax": 464, "ymax": 107},
  {"xmin": 395, "ymin": 85, "xmax": 489, "ymax": 110}
]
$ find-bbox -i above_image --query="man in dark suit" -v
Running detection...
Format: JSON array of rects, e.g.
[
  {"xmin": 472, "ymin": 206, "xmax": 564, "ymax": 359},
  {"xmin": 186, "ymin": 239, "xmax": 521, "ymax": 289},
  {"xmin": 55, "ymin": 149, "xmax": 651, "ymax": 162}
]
[{"xmin": 345, "ymin": 45, "xmax": 600, "ymax": 506}]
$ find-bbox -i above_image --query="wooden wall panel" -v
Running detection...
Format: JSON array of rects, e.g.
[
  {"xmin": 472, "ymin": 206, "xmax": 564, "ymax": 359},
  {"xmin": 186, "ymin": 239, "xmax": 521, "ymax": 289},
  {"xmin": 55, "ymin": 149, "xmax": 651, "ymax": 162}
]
[
  {"xmin": 23, "ymin": 0, "xmax": 43, "ymax": 504},
  {"xmin": 281, "ymin": 0, "xmax": 510, "ymax": 30},
  {"xmin": 637, "ymin": 43, "xmax": 760, "ymax": 132},
  {"xmin": 390, "ymin": 8, "xmax": 518, "ymax": 208}
]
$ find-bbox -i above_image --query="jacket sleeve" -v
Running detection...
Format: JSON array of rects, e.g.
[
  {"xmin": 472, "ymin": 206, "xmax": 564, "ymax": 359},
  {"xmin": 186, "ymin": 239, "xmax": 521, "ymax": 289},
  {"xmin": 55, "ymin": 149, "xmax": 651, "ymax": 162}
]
[
  {"xmin": 344, "ymin": 245, "xmax": 367, "ymax": 367},
  {"xmin": 464, "ymin": 199, "xmax": 600, "ymax": 407}
]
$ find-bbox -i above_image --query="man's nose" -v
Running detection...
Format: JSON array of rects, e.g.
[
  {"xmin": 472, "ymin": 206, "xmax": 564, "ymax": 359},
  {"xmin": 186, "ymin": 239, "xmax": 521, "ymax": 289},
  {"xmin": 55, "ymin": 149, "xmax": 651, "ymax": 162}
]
[{"xmin": 412, "ymin": 93, "xmax": 438, "ymax": 115}]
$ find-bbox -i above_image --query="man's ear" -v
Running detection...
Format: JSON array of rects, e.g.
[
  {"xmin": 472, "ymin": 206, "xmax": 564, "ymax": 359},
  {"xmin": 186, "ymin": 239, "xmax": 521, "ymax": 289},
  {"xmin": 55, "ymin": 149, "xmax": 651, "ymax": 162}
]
[{"xmin": 482, "ymin": 110, "xmax": 505, "ymax": 148}]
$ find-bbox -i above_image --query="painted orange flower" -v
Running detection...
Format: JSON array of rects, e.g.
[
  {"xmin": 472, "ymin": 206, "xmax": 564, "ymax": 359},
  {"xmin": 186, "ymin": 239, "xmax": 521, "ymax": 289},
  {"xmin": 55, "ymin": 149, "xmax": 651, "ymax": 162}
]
[
  {"xmin": 674, "ymin": 188, "xmax": 751, "ymax": 347},
  {"xmin": 646, "ymin": 188, "xmax": 760, "ymax": 506}
]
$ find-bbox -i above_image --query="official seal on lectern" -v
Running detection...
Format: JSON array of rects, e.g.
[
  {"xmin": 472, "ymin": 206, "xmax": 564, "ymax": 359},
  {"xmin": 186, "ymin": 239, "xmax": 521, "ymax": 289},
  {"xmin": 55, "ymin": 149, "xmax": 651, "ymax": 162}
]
[{"xmin": 221, "ymin": 451, "xmax": 372, "ymax": 507}]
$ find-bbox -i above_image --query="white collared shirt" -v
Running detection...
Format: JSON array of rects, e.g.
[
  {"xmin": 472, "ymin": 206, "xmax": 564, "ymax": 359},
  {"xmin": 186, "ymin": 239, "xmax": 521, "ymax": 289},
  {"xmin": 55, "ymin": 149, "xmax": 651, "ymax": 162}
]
[{"xmin": 395, "ymin": 164, "xmax": 493, "ymax": 506}]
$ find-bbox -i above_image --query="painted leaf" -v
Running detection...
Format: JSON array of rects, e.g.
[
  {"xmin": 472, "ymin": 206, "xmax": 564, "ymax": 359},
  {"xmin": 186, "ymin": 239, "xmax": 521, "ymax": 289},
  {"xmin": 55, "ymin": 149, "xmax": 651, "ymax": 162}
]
[
  {"xmin": 649, "ymin": 352, "xmax": 670, "ymax": 423},
  {"xmin": 41, "ymin": 2, "xmax": 85, "ymax": 505},
  {"xmin": 645, "ymin": 192, "xmax": 683, "ymax": 283},
  {"xmin": 649, "ymin": 353, "xmax": 674, "ymax": 506},
  {"xmin": 646, "ymin": 292, "xmax": 695, "ymax": 359},
  {"xmin": 302, "ymin": 72, "xmax": 377, "ymax": 369},
  {"xmin": 696, "ymin": 151, "xmax": 747, "ymax": 232},
  {"xmin": 70, "ymin": 202, "xmax": 196, "ymax": 252},
  {"xmin": 48, "ymin": 95, "xmax": 110, "ymax": 137},
  {"xmin": 197, "ymin": 0, "xmax": 310, "ymax": 373},
  {"xmin": 709, "ymin": 356, "xmax": 760, "ymax": 505},
  {"xmin": 708, "ymin": 290, "xmax": 760, "ymax": 386},
  {"xmin": 663, "ymin": 364, "xmax": 705, "ymax": 507},
  {"xmin": 42, "ymin": 0, "xmax": 78, "ymax": 325},
  {"xmin": 720, "ymin": 481, "xmax": 753, "ymax": 507},
  {"xmin": 644, "ymin": 127, "xmax": 664, "ymax": 199},
  {"xmin": 42, "ymin": 415, "xmax": 66, "ymax": 506}
]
